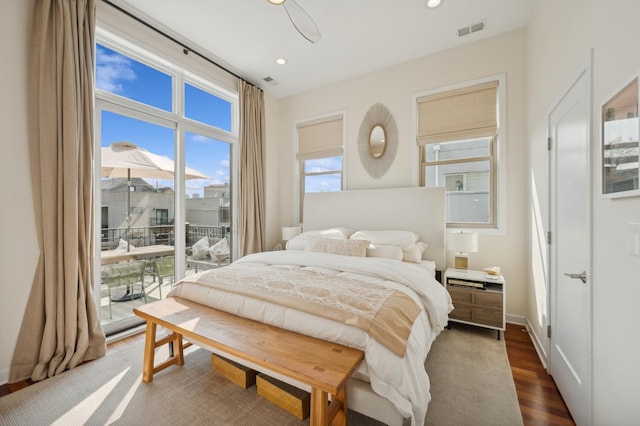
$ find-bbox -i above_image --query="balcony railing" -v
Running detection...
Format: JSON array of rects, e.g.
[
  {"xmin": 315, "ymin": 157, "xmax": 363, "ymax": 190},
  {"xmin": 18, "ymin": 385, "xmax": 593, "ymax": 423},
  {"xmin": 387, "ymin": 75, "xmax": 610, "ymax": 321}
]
[
  {"xmin": 101, "ymin": 223, "xmax": 229, "ymax": 250},
  {"xmin": 150, "ymin": 218, "xmax": 174, "ymax": 226}
]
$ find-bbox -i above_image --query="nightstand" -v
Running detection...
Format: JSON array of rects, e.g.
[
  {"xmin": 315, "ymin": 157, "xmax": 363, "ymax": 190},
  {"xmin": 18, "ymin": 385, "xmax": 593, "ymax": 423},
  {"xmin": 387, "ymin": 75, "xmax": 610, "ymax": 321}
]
[{"xmin": 444, "ymin": 268, "xmax": 505, "ymax": 339}]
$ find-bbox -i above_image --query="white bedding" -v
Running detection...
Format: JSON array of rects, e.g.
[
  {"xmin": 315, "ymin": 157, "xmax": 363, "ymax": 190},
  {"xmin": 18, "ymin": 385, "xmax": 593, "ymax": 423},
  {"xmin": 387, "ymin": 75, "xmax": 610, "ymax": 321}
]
[{"xmin": 168, "ymin": 250, "xmax": 452, "ymax": 426}]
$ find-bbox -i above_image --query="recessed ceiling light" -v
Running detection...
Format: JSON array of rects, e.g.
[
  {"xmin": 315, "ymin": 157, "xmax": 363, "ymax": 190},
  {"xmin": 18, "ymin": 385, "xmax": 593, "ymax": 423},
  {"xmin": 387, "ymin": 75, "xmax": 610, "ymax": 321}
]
[
  {"xmin": 275, "ymin": 58, "xmax": 287, "ymax": 65},
  {"xmin": 427, "ymin": 0, "xmax": 441, "ymax": 8},
  {"xmin": 268, "ymin": 0, "xmax": 286, "ymax": 5}
]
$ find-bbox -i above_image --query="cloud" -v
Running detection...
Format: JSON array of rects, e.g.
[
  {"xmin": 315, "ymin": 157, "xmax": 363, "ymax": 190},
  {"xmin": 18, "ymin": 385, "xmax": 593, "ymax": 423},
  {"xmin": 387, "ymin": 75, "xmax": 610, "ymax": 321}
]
[
  {"xmin": 220, "ymin": 158, "xmax": 229, "ymax": 168},
  {"xmin": 305, "ymin": 157, "xmax": 342, "ymax": 173},
  {"xmin": 96, "ymin": 46, "xmax": 136, "ymax": 94},
  {"xmin": 190, "ymin": 134, "xmax": 212, "ymax": 144}
]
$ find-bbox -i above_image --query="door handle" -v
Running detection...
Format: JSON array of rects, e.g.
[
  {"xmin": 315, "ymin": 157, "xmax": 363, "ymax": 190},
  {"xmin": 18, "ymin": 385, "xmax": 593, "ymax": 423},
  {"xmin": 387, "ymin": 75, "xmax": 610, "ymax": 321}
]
[{"xmin": 564, "ymin": 271, "xmax": 587, "ymax": 284}]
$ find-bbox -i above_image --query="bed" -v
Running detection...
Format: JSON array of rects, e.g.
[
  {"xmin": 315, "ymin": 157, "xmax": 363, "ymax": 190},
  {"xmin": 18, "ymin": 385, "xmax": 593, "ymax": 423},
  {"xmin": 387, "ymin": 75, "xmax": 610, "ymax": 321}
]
[{"xmin": 166, "ymin": 186, "xmax": 452, "ymax": 426}]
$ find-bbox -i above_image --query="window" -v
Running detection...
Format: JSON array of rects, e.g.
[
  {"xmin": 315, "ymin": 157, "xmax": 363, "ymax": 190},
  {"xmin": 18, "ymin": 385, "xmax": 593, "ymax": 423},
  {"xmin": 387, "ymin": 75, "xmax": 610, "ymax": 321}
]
[
  {"xmin": 417, "ymin": 80, "xmax": 502, "ymax": 228},
  {"xmin": 96, "ymin": 44, "xmax": 172, "ymax": 111},
  {"xmin": 95, "ymin": 31, "xmax": 237, "ymax": 333},
  {"xmin": 154, "ymin": 209, "xmax": 169, "ymax": 225},
  {"xmin": 303, "ymin": 157, "xmax": 343, "ymax": 193},
  {"xmin": 219, "ymin": 206, "xmax": 230, "ymax": 223},
  {"xmin": 296, "ymin": 114, "xmax": 344, "ymax": 219}
]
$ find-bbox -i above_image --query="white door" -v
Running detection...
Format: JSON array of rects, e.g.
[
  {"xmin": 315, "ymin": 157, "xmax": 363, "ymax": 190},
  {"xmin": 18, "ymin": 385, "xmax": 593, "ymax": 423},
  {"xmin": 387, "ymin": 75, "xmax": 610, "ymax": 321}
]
[{"xmin": 548, "ymin": 56, "xmax": 592, "ymax": 426}]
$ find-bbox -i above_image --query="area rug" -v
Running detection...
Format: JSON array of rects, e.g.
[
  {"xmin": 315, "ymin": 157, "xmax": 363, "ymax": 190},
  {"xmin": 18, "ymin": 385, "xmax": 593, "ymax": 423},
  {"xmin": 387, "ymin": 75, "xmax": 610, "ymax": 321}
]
[{"xmin": 0, "ymin": 324, "xmax": 522, "ymax": 425}]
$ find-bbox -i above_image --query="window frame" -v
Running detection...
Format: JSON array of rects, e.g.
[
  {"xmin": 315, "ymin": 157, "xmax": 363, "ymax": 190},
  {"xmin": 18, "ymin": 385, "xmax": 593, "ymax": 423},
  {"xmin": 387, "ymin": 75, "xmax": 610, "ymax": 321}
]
[
  {"xmin": 94, "ymin": 28, "xmax": 239, "ymax": 334},
  {"xmin": 298, "ymin": 154, "xmax": 344, "ymax": 218},
  {"xmin": 419, "ymin": 136, "xmax": 497, "ymax": 228},
  {"xmin": 294, "ymin": 111, "xmax": 346, "ymax": 223},
  {"xmin": 414, "ymin": 74, "xmax": 506, "ymax": 233}
]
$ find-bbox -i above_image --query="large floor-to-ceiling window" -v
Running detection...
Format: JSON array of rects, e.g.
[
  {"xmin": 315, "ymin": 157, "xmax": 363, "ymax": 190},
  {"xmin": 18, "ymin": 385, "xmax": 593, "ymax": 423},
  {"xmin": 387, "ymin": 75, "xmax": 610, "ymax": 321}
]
[{"xmin": 95, "ymin": 31, "xmax": 238, "ymax": 335}]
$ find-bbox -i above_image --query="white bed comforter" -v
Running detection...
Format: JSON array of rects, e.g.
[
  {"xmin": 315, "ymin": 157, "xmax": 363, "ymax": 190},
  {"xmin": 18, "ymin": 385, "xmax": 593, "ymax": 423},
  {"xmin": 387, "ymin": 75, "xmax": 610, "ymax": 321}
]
[{"xmin": 168, "ymin": 250, "xmax": 452, "ymax": 426}]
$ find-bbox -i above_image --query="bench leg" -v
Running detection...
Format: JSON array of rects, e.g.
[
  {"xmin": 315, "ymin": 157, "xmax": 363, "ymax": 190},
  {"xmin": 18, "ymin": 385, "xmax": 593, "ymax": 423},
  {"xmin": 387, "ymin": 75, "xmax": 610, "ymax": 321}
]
[
  {"xmin": 141, "ymin": 321, "xmax": 186, "ymax": 383},
  {"xmin": 310, "ymin": 388, "xmax": 328, "ymax": 426},
  {"xmin": 330, "ymin": 388, "xmax": 348, "ymax": 426},
  {"xmin": 142, "ymin": 321, "xmax": 157, "ymax": 383},
  {"xmin": 310, "ymin": 386, "xmax": 349, "ymax": 426},
  {"xmin": 174, "ymin": 333, "xmax": 184, "ymax": 366}
]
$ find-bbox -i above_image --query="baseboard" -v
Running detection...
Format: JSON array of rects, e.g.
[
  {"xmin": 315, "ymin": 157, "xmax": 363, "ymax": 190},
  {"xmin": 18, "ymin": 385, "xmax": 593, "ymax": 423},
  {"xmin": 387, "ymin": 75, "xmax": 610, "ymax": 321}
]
[
  {"xmin": 105, "ymin": 324, "xmax": 146, "ymax": 345},
  {"xmin": 506, "ymin": 314, "xmax": 527, "ymax": 325},
  {"xmin": 525, "ymin": 318, "xmax": 548, "ymax": 370},
  {"xmin": 0, "ymin": 367, "xmax": 9, "ymax": 386}
]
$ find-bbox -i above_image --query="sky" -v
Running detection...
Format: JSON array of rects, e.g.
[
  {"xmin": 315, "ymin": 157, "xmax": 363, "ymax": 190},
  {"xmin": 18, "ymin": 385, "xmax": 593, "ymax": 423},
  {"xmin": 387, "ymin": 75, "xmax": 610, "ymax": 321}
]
[
  {"xmin": 96, "ymin": 43, "xmax": 342, "ymax": 194},
  {"xmin": 96, "ymin": 44, "xmax": 231, "ymax": 196}
]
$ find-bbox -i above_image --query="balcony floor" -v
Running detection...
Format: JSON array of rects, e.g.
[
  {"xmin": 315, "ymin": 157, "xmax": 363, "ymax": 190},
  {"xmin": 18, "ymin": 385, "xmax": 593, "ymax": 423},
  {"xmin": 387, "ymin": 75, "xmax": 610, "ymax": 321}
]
[{"xmin": 100, "ymin": 267, "xmax": 203, "ymax": 326}]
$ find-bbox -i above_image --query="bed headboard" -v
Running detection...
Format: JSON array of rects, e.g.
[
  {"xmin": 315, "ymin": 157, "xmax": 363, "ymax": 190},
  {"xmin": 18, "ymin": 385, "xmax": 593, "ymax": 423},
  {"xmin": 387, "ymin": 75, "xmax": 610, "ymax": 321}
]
[{"xmin": 303, "ymin": 186, "xmax": 446, "ymax": 271}]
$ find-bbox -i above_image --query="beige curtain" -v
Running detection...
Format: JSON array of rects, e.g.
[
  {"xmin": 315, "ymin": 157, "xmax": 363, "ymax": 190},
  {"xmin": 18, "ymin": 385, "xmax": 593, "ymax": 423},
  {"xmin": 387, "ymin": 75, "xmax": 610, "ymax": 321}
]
[
  {"xmin": 238, "ymin": 81, "xmax": 266, "ymax": 255},
  {"xmin": 10, "ymin": 0, "xmax": 106, "ymax": 383}
]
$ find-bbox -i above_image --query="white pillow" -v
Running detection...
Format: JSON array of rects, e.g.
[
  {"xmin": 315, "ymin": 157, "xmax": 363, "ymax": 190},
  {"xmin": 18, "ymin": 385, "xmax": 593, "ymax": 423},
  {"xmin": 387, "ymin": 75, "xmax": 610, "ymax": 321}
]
[
  {"xmin": 415, "ymin": 259, "xmax": 437, "ymax": 277},
  {"xmin": 402, "ymin": 241, "xmax": 429, "ymax": 263},
  {"xmin": 306, "ymin": 238, "xmax": 370, "ymax": 257},
  {"xmin": 191, "ymin": 236, "xmax": 210, "ymax": 260},
  {"xmin": 117, "ymin": 238, "xmax": 133, "ymax": 250},
  {"xmin": 286, "ymin": 228, "xmax": 355, "ymax": 250},
  {"xmin": 209, "ymin": 237, "xmax": 230, "ymax": 258},
  {"xmin": 350, "ymin": 230, "xmax": 419, "ymax": 249},
  {"xmin": 366, "ymin": 244, "xmax": 404, "ymax": 261}
]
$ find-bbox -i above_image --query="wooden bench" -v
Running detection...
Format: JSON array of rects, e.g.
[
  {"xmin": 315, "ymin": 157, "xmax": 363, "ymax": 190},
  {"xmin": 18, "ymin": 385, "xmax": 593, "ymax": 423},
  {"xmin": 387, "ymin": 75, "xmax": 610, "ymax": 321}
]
[{"xmin": 133, "ymin": 297, "xmax": 364, "ymax": 426}]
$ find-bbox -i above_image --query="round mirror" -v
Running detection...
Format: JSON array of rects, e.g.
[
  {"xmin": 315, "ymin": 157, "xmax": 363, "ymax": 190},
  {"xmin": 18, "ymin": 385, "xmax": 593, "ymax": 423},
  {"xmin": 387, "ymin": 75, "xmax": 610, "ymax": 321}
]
[
  {"xmin": 357, "ymin": 103, "xmax": 398, "ymax": 178},
  {"xmin": 368, "ymin": 125, "xmax": 387, "ymax": 158}
]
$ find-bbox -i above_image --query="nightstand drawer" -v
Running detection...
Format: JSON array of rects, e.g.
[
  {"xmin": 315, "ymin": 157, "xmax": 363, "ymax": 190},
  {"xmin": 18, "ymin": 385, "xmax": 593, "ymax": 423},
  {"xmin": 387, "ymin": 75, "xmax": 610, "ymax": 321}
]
[
  {"xmin": 473, "ymin": 308, "xmax": 503, "ymax": 328},
  {"xmin": 447, "ymin": 286, "xmax": 473, "ymax": 304},
  {"xmin": 449, "ymin": 306, "xmax": 473, "ymax": 322},
  {"xmin": 475, "ymin": 291, "xmax": 502, "ymax": 309}
]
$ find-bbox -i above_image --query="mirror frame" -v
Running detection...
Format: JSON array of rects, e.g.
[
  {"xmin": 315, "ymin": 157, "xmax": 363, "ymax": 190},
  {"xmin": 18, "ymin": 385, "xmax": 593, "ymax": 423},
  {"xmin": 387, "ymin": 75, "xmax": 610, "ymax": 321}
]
[{"xmin": 357, "ymin": 103, "xmax": 398, "ymax": 178}]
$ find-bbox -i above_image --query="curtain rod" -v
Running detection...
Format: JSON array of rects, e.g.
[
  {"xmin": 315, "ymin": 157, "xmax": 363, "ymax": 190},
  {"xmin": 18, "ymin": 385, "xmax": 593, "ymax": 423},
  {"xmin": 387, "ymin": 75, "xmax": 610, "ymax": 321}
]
[{"xmin": 100, "ymin": 0, "xmax": 259, "ymax": 90}]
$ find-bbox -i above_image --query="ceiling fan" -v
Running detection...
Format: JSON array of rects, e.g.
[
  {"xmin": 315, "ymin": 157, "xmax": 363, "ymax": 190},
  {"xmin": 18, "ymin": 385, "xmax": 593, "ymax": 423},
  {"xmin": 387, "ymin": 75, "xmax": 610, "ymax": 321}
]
[{"xmin": 268, "ymin": 0, "xmax": 321, "ymax": 44}]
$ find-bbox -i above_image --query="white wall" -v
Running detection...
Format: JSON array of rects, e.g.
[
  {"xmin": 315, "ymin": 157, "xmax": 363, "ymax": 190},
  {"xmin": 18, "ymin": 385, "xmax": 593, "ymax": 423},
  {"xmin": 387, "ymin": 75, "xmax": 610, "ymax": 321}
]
[
  {"xmin": 527, "ymin": 0, "xmax": 640, "ymax": 423},
  {"xmin": 276, "ymin": 30, "xmax": 529, "ymax": 320},
  {"xmin": 0, "ymin": 0, "xmax": 38, "ymax": 384}
]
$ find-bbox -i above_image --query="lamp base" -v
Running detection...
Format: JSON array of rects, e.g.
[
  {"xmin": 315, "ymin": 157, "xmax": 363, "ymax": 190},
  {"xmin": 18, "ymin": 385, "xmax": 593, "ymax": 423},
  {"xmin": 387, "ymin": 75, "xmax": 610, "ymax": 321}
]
[{"xmin": 454, "ymin": 254, "xmax": 469, "ymax": 270}]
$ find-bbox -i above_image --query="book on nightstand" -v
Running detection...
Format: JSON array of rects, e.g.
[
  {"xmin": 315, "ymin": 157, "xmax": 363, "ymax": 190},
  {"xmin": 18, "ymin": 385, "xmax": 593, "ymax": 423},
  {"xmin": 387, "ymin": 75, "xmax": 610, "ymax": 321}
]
[{"xmin": 447, "ymin": 278, "xmax": 486, "ymax": 289}]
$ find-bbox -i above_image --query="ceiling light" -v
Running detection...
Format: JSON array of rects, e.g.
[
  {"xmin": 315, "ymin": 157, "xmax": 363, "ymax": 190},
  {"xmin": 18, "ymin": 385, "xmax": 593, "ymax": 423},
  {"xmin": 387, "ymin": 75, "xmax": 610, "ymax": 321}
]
[
  {"xmin": 427, "ymin": 0, "xmax": 441, "ymax": 8},
  {"xmin": 275, "ymin": 58, "xmax": 287, "ymax": 65},
  {"xmin": 268, "ymin": 0, "xmax": 286, "ymax": 5}
]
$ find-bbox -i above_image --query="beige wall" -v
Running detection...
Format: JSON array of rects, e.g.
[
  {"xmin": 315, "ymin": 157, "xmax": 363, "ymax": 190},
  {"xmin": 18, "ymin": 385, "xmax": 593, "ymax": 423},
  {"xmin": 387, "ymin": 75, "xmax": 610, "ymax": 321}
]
[
  {"xmin": 275, "ymin": 29, "xmax": 529, "ymax": 321},
  {"xmin": 527, "ymin": 0, "xmax": 640, "ymax": 422},
  {"xmin": 0, "ymin": 0, "xmax": 38, "ymax": 384}
]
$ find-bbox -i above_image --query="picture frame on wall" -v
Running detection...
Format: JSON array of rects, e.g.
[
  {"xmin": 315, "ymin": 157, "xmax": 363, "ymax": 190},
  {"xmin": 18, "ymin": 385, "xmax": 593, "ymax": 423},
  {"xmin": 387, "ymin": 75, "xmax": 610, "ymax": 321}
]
[{"xmin": 601, "ymin": 77, "xmax": 639, "ymax": 198}]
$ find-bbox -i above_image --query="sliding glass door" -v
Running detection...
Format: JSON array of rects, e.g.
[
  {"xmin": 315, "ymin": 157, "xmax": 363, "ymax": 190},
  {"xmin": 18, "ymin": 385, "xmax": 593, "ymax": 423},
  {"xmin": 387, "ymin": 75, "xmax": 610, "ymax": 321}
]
[{"xmin": 95, "ymin": 35, "xmax": 237, "ymax": 336}]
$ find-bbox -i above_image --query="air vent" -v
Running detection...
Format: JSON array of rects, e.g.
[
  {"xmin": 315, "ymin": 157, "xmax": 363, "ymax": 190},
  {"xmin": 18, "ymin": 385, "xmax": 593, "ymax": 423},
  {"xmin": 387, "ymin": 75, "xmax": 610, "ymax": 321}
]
[
  {"xmin": 262, "ymin": 76, "xmax": 278, "ymax": 86},
  {"xmin": 458, "ymin": 20, "xmax": 485, "ymax": 37}
]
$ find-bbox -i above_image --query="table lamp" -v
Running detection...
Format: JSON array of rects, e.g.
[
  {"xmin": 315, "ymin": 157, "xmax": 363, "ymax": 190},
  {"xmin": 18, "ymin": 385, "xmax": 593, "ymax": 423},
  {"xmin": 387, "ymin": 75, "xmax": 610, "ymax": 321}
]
[
  {"xmin": 282, "ymin": 225, "xmax": 302, "ymax": 243},
  {"xmin": 447, "ymin": 231, "xmax": 478, "ymax": 270}
]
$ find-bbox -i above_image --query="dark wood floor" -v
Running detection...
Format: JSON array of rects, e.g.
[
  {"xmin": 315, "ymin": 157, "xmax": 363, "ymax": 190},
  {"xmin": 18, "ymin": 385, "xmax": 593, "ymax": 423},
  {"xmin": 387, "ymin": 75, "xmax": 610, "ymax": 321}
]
[
  {"xmin": 1, "ymin": 323, "xmax": 576, "ymax": 425},
  {"xmin": 504, "ymin": 322, "xmax": 575, "ymax": 425}
]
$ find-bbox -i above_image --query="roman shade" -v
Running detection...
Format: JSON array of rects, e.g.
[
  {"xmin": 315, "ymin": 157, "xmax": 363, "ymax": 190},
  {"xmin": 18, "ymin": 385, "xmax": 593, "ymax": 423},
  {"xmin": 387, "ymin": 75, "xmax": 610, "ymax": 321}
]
[
  {"xmin": 296, "ymin": 115, "xmax": 343, "ymax": 160},
  {"xmin": 417, "ymin": 81, "xmax": 498, "ymax": 145}
]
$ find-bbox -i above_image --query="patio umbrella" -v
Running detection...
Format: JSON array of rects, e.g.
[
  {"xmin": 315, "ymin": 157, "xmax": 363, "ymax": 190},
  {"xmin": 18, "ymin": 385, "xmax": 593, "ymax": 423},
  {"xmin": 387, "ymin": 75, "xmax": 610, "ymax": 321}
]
[{"xmin": 101, "ymin": 141, "xmax": 210, "ymax": 251}]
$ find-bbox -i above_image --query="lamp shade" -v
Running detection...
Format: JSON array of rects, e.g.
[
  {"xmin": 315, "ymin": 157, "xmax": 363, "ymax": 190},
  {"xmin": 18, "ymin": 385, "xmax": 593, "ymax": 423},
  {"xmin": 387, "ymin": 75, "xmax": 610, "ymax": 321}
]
[
  {"xmin": 282, "ymin": 225, "xmax": 302, "ymax": 241},
  {"xmin": 447, "ymin": 231, "xmax": 478, "ymax": 254}
]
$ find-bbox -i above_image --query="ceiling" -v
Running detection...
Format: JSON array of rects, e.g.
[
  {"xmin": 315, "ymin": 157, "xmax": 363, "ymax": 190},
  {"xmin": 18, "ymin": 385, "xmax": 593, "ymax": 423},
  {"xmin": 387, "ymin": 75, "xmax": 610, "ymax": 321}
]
[{"xmin": 112, "ymin": 0, "xmax": 535, "ymax": 99}]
